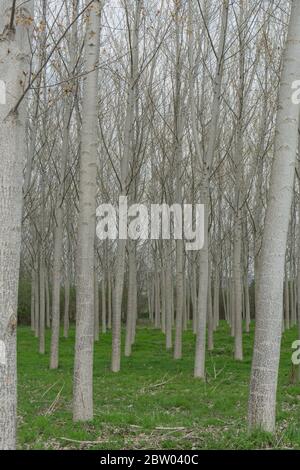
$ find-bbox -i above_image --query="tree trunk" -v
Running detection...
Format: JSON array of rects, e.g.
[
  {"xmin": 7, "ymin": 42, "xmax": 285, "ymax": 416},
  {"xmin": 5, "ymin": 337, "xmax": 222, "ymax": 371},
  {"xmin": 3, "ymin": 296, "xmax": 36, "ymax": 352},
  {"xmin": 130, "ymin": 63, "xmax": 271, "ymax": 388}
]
[
  {"xmin": 34, "ymin": 260, "xmax": 39, "ymax": 337},
  {"xmin": 194, "ymin": 174, "xmax": 209, "ymax": 378},
  {"xmin": 50, "ymin": 94, "xmax": 73, "ymax": 367},
  {"xmin": 107, "ymin": 271, "xmax": 112, "ymax": 329},
  {"xmin": 102, "ymin": 276, "xmax": 106, "ymax": 334},
  {"xmin": 207, "ymin": 267, "xmax": 214, "ymax": 351},
  {"xmin": 111, "ymin": 238, "xmax": 126, "ymax": 372},
  {"xmin": 94, "ymin": 264, "xmax": 99, "ymax": 342},
  {"xmin": 213, "ymin": 271, "xmax": 220, "ymax": 331},
  {"xmin": 0, "ymin": 0, "xmax": 33, "ymax": 449},
  {"xmin": 39, "ymin": 254, "xmax": 45, "ymax": 354},
  {"xmin": 285, "ymin": 274, "xmax": 290, "ymax": 330},
  {"xmin": 50, "ymin": 207, "xmax": 63, "ymax": 368},
  {"xmin": 45, "ymin": 271, "xmax": 50, "ymax": 329},
  {"xmin": 248, "ymin": 0, "xmax": 300, "ymax": 432},
  {"xmin": 73, "ymin": 0, "xmax": 101, "ymax": 421},
  {"xmin": 125, "ymin": 242, "xmax": 137, "ymax": 356},
  {"xmin": 165, "ymin": 242, "xmax": 173, "ymax": 350},
  {"xmin": 63, "ymin": 274, "xmax": 70, "ymax": 338},
  {"xmin": 31, "ymin": 269, "xmax": 35, "ymax": 331}
]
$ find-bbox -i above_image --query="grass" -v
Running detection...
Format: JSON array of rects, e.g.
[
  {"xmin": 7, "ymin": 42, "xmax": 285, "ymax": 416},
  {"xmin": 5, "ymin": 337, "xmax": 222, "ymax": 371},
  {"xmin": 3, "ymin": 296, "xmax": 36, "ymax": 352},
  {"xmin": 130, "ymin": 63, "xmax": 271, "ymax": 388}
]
[{"xmin": 17, "ymin": 322, "xmax": 300, "ymax": 450}]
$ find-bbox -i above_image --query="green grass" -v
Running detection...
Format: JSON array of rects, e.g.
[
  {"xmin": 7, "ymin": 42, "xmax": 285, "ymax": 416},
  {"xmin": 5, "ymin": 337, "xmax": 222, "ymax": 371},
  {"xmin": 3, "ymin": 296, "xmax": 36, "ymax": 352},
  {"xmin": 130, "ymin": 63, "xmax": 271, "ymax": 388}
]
[{"xmin": 17, "ymin": 322, "xmax": 300, "ymax": 449}]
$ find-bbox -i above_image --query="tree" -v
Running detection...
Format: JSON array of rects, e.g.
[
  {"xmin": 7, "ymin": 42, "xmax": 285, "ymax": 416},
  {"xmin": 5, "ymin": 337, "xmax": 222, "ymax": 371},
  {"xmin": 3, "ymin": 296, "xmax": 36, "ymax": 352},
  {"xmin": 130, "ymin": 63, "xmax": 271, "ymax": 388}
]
[
  {"xmin": 73, "ymin": 0, "xmax": 101, "ymax": 422},
  {"xmin": 248, "ymin": 0, "xmax": 300, "ymax": 432},
  {"xmin": 50, "ymin": 0, "xmax": 78, "ymax": 370},
  {"xmin": 111, "ymin": 0, "xmax": 142, "ymax": 372},
  {"xmin": 0, "ymin": 0, "xmax": 33, "ymax": 450}
]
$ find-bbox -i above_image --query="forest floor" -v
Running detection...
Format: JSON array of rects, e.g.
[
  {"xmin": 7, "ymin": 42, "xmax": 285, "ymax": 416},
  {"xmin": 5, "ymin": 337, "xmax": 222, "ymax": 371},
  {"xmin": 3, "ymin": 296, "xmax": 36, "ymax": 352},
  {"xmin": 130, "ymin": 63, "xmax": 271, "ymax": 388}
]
[{"xmin": 17, "ymin": 322, "xmax": 300, "ymax": 450}]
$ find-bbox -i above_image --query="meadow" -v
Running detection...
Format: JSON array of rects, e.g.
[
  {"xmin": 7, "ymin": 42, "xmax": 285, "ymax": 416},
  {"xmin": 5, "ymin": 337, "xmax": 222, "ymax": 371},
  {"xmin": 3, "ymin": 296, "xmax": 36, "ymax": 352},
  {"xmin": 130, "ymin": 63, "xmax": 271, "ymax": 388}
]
[{"xmin": 17, "ymin": 323, "xmax": 300, "ymax": 450}]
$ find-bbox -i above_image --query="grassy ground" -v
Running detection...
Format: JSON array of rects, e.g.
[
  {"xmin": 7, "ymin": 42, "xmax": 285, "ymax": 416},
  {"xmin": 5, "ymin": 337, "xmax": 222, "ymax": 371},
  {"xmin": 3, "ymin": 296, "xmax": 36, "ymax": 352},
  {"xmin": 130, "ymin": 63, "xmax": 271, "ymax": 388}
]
[{"xmin": 17, "ymin": 322, "xmax": 300, "ymax": 450}]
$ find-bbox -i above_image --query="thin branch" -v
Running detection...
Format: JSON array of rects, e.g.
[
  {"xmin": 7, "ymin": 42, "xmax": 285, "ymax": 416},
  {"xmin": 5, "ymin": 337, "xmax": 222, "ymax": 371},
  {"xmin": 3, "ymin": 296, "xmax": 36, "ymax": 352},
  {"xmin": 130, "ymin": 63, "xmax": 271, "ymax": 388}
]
[{"xmin": 9, "ymin": 0, "xmax": 17, "ymax": 31}]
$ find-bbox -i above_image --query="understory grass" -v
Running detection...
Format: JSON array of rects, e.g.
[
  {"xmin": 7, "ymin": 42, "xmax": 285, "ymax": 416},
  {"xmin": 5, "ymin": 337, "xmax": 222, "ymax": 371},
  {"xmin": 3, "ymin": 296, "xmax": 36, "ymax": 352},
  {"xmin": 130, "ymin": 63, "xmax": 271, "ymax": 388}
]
[{"xmin": 17, "ymin": 322, "xmax": 300, "ymax": 449}]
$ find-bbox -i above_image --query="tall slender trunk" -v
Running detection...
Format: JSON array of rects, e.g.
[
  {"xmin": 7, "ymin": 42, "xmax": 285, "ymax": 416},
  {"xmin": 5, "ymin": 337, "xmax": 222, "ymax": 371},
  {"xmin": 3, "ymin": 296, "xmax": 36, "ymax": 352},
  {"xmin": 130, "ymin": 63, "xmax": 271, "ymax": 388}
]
[
  {"xmin": 39, "ymin": 253, "xmax": 45, "ymax": 354},
  {"xmin": 112, "ymin": 238, "xmax": 126, "ymax": 371},
  {"xmin": 191, "ymin": 262, "xmax": 197, "ymax": 334},
  {"xmin": 254, "ymin": 66, "xmax": 268, "ymax": 314},
  {"xmin": 31, "ymin": 268, "xmax": 35, "ymax": 331},
  {"xmin": 34, "ymin": 259, "xmax": 39, "ymax": 337},
  {"xmin": 244, "ymin": 277, "xmax": 251, "ymax": 333},
  {"xmin": 45, "ymin": 271, "xmax": 50, "ymax": 329},
  {"xmin": 207, "ymin": 266, "xmax": 214, "ymax": 351},
  {"xmin": 165, "ymin": 241, "xmax": 173, "ymax": 350},
  {"xmin": 173, "ymin": 0, "xmax": 184, "ymax": 361},
  {"xmin": 50, "ymin": 156, "xmax": 70, "ymax": 362},
  {"xmin": 189, "ymin": 0, "xmax": 229, "ymax": 377},
  {"xmin": 243, "ymin": 233, "xmax": 251, "ymax": 333},
  {"xmin": 111, "ymin": 1, "xmax": 141, "ymax": 372},
  {"xmin": 233, "ymin": 205, "xmax": 243, "ymax": 360},
  {"xmin": 213, "ymin": 271, "xmax": 220, "ymax": 331},
  {"xmin": 102, "ymin": 276, "xmax": 107, "ymax": 334},
  {"xmin": 194, "ymin": 173, "xmax": 209, "ymax": 378},
  {"xmin": 107, "ymin": 271, "xmax": 112, "ymax": 329},
  {"xmin": 0, "ymin": 0, "xmax": 33, "ymax": 449},
  {"xmin": 290, "ymin": 277, "xmax": 296, "ymax": 326},
  {"xmin": 174, "ymin": 238, "xmax": 184, "ymax": 359},
  {"xmin": 94, "ymin": 265, "xmax": 99, "ymax": 341},
  {"xmin": 285, "ymin": 272, "xmax": 290, "ymax": 330},
  {"xmin": 63, "ymin": 274, "xmax": 70, "ymax": 338},
  {"xmin": 125, "ymin": 242, "xmax": 137, "ymax": 356},
  {"xmin": 49, "ymin": 206, "xmax": 63, "ymax": 368},
  {"xmin": 73, "ymin": 0, "xmax": 101, "ymax": 421},
  {"xmin": 64, "ymin": 215, "xmax": 71, "ymax": 338},
  {"xmin": 232, "ymin": 0, "xmax": 245, "ymax": 362},
  {"xmin": 297, "ymin": 166, "xmax": 300, "ymax": 381},
  {"xmin": 50, "ymin": 32, "xmax": 75, "ymax": 365},
  {"xmin": 248, "ymin": 0, "xmax": 300, "ymax": 431},
  {"xmin": 154, "ymin": 266, "xmax": 160, "ymax": 328},
  {"xmin": 183, "ymin": 277, "xmax": 187, "ymax": 331},
  {"xmin": 161, "ymin": 267, "xmax": 166, "ymax": 334}
]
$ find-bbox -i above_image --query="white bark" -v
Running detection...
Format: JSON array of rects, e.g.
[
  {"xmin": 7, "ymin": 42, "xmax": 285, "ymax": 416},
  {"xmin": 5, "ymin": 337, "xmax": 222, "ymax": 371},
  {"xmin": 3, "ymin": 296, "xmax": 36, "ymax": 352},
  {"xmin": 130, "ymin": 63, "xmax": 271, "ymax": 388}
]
[
  {"xmin": 0, "ymin": 0, "xmax": 33, "ymax": 449},
  {"xmin": 94, "ymin": 265, "xmax": 99, "ymax": 341},
  {"xmin": 165, "ymin": 241, "xmax": 173, "ymax": 350},
  {"xmin": 107, "ymin": 270, "xmax": 112, "ymax": 329},
  {"xmin": 173, "ymin": 0, "xmax": 184, "ymax": 361},
  {"xmin": 39, "ymin": 253, "xmax": 45, "ymax": 354},
  {"xmin": 190, "ymin": 0, "xmax": 228, "ymax": 378},
  {"xmin": 30, "ymin": 268, "xmax": 35, "ymax": 331},
  {"xmin": 63, "ymin": 273, "xmax": 70, "ymax": 338},
  {"xmin": 125, "ymin": 242, "xmax": 137, "ymax": 356},
  {"xmin": 34, "ymin": 260, "xmax": 39, "ymax": 337},
  {"xmin": 73, "ymin": 0, "xmax": 101, "ymax": 421},
  {"xmin": 207, "ymin": 265, "xmax": 214, "ymax": 351},
  {"xmin": 248, "ymin": 0, "xmax": 300, "ymax": 432},
  {"xmin": 45, "ymin": 271, "xmax": 50, "ymax": 329},
  {"xmin": 111, "ymin": 0, "xmax": 141, "ymax": 372},
  {"xmin": 50, "ymin": 99, "xmax": 72, "ymax": 368},
  {"xmin": 101, "ymin": 276, "xmax": 106, "ymax": 334},
  {"xmin": 233, "ymin": 0, "xmax": 244, "ymax": 362}
]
